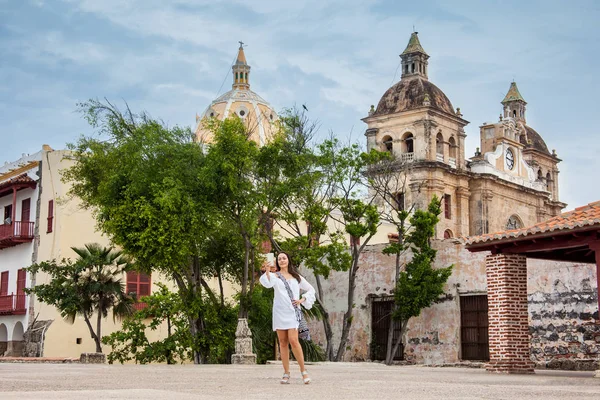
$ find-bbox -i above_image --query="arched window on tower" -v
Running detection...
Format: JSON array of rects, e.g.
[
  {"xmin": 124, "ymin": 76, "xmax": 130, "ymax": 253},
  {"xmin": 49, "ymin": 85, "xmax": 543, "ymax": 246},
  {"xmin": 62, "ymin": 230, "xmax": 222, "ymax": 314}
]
[
  {"xmin": 411, "ymin": 63, "xmax": 415, "ymax": 73},
  {"xmin": 382, "ymin": 135, "xmax": 393, "ymax": 153},
  {"xmin": 546, "ymin": 172, "xmax": 553, "ymax": 194},
  {"xmin": 537, "ymin": 169, "xmax": 543, "ymax": 182},
  {"xmin": 436, "ymin": 132, "xmax": 444, "ymax": 161},
  {"xmin": 448, "ymin": 136, "xmax": 457, "ymax": 160},
  {"xmin": 401, "ymin": 133, "xmax": 414, "ymax": 162},
  {"xmin": 443, "ymin": 229, "xmax": 453, "ymax": 239},
  {"xmin": 513, "ymin": 110, "xmax": 517, "ymax": 118}
]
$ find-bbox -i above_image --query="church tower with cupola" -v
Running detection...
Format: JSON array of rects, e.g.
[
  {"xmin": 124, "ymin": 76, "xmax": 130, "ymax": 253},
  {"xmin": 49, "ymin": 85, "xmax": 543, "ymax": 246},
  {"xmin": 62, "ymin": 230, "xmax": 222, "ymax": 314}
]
[
  {"xmin": 363, "ymin": 33, "xmax": 565, "ymax": 239},
  {"xmin": 469, "ymin": 81, "xmax": 565, "ymax": 234},
  {"xmin": 363, "ymin": 32, "xmax": 471, "ymax": 239},
  {"xmin": 195, "ymin": 43, "xmax": 278, "ymax": 146},
  {"xmin": 400, "ymin": 32, "xmax": 429, "ymax": 80}
]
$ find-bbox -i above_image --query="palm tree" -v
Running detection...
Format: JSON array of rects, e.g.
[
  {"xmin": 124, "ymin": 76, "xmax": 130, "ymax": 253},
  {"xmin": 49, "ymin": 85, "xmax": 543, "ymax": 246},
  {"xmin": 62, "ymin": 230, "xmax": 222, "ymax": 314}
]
[{"xmin": 69, "ymin": 243, "xmax": 135, "ymax": 353}]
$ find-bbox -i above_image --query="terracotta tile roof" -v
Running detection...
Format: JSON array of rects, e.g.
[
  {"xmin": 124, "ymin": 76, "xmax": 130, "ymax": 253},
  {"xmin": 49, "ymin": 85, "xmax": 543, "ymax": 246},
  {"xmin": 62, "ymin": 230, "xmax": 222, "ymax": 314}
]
[
  {"xmin": 466, "ymin": 200, "xmax": 600, "ymax": 245},
  {"xmin": 0, "ymin": 173, "xmax": 36, "ymax": 192}
]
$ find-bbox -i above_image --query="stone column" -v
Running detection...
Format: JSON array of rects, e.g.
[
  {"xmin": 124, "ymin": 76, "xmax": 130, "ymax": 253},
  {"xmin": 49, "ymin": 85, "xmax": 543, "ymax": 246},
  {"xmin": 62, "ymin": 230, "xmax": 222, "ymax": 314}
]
[
  {"xmin": 485, "ymin": 253, "xmax": 534, "ymax": 374},
  {"xmin": 231, "ymin": 318, "xmax": 256, "ymax": 364},
  {"xmin": 455, "ymin": 186, "xmax": 470, "ymax": 237}
]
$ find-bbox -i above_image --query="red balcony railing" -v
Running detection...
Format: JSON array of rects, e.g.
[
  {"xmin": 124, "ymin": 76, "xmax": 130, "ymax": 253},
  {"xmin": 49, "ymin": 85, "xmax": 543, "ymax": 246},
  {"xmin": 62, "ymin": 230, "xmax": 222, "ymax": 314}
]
[
  {"xmin": 133, "ymin": 302, "xmax": 148, "ymax": 311},
  {"xmin": 0, "ymin": 221, "xmax": 35, "ymax": 249},
  {"xmin": 0, "ymin": 294, "xmax": 27, "ymax": 315}
]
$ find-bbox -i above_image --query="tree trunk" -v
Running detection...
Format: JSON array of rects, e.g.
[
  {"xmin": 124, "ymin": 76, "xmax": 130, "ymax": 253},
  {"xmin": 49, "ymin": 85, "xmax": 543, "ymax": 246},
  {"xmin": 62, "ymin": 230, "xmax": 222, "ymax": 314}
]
[
  {"xmin": 217, "ymin": 267, "xmax": 225, "ymax": 307},
  {"xmin": 95, "ymin": 310, "xmax": 102, "ymax": 353},
  {"xmin": 385, "ymin": 251, "xmax": 402, "ymax": 365},
  {"xmin": 82, "ymin": 312, "xmax": 101, "ymax": 353},
  {"xmin": 335, "ymin": 242, "xmax": 360, "ymax": 361},
  {"xmin": 239, "ymin": 235, "xmax": 252, "ymax": 318},
  {"xmin": 315, "ymin": 275, "xmax": 335, "ymax": 361},
  {"xmin": 388, "ymin": 320, "xmax": 408, "ymax": 364},
  {"xmin": 172, "ymin": 270, "xmax": 204, "ymax": 364},
  {"xmin": 166, "ymin": 315, "xmax": 173, "ymax": 364}
]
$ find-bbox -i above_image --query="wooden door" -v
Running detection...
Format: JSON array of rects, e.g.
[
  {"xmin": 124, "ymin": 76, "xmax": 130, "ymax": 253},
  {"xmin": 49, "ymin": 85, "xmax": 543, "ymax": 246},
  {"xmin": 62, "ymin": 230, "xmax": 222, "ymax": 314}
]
[
  {"xmin": 371, "ymin": 297, "xmax": 403, "ymax": 361},
  {"xmin": 20, "ymin": 198, "xmax": 31, "ymax": 236},
  {"xmin": 460, "ymin": 295, "xmax": 490, "ymax": 361}
]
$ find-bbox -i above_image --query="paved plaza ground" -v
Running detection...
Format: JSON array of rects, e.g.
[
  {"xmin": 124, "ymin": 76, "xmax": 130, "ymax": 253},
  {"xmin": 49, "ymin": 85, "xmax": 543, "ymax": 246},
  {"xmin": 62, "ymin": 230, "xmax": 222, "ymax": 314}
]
[{"xmin": 1, "ymin": 362, "xmax": 600, "ymax": 399}]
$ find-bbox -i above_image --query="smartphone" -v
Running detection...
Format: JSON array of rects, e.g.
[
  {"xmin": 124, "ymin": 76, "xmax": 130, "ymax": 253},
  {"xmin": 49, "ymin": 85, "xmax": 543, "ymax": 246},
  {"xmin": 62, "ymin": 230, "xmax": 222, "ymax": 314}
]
[{"xmin": 266, "ymin": 253, "xmax": 275, "ymax": 263}]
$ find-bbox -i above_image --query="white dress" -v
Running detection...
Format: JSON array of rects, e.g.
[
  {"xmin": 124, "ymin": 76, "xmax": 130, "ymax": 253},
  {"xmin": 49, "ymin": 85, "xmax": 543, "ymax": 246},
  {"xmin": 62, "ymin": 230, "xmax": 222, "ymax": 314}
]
[{"xmin": 259, "ymin": 272, "xmax": 316, "ymax": 331}]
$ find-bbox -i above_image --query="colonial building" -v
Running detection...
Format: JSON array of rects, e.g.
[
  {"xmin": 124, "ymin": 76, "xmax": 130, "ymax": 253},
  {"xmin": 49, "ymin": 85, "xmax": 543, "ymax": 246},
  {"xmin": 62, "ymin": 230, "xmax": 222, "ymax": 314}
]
[
  {"xmin": 194, "ymin": 43, "xmax": 278, "ymax": 145},
  {"xmin": 309, "ymin": 32, "xmax": 599, "ymax": 370},
  {"xmin": 0, "ymin": 146, "xmax": 168, "ymax": 358}
]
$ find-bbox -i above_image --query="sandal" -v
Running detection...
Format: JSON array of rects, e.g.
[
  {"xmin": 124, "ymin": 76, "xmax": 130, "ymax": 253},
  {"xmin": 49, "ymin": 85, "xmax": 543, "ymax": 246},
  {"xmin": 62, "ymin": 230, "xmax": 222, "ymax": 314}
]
[
  {"xmin": 281, "ymin": 372, "xmax": 291, "ymax": 384},
  {"xmin": 302, "ymin": 370, "xmax": 311, "ymax": 384}
]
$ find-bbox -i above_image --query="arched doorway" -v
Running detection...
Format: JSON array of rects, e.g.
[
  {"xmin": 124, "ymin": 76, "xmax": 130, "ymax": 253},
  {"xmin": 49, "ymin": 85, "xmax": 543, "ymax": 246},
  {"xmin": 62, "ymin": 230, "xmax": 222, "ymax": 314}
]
[
  {"xmin": 9, "ymin": 322, "xmax": 24, "ymax": 357},
  {"xmin": 0, "ymin": 323, "xmax": 7, "ymax": 356}
]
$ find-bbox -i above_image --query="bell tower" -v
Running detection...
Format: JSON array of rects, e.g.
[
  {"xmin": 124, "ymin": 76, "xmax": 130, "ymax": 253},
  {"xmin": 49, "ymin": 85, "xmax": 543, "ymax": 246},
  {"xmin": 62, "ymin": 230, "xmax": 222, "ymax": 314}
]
[
  {"xmin": 400, "ymin": 32, "xmax": 429, "ymax": 80},
  {"xmin": 232, "ymin": 41, "xmax": 250, "ymax": 90},
  {"xmin": 501, "ymin": 81, "xmax": 526, "ymax": 123}
]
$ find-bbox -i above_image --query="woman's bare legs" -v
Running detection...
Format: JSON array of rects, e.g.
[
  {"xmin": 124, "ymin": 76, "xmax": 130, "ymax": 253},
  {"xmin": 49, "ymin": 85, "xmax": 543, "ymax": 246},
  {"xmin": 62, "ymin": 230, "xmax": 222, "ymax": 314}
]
[
  {"xmin": 276, "ymin": 330, "xmax": 290, "ymax": 381},
  {"xmin": 287, "ymin": 329, "xmax": 309, "ymax": 381}
]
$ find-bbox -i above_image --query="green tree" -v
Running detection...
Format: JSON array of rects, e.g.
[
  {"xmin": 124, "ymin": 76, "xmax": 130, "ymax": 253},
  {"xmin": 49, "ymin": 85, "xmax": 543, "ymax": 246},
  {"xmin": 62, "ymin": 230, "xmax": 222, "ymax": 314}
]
[
  {"xmin": 390, "ymin": 196, "xmax": 453, "ymax": 363},
  {"xmin": 64, "ymin": 99, "xmax": 241, "ymax": 363},
  {"xmin": 26, "ymin": 243, "xmax": 134, "ymax": 353},
  {"xmin": 261, "ymin": 110, "xmax": 352, "ymax": 360},
  {"xmin": 323, "ymin": 141, "xmax": 387, "ymax": 361},
  {"xmin": 365, "ymin": 155, "xmax": 422, "ymax": 364}
]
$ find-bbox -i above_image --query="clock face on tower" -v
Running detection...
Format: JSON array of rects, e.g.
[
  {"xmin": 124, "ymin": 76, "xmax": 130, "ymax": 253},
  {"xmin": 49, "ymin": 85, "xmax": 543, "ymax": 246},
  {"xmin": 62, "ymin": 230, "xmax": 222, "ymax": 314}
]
[{"xmin": 505, "ymin": 148, "xmax": 515, "ymax": 170}]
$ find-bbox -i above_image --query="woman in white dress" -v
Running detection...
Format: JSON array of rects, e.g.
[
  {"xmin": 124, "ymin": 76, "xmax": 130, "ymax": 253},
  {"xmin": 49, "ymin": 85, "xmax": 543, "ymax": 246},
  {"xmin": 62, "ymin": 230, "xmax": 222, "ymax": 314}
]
[{"xmin": 260, "ymin": 252, "xmax": 316, "ymax": 384}]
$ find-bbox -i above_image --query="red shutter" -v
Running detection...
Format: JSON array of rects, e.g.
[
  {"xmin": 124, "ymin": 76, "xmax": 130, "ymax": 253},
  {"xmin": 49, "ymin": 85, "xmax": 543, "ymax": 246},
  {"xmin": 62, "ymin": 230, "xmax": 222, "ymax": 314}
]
[
  {"xmin": 0, "ymin": 271, "xmax": 8, "ymax": 296},
  {"xmin": 47, "ymin": 200, "xmax": 54, "ymax": 233},
  {"xmin": 126, "ymin": 271, "xmax": 151, "ymax": 298},
  {"xmin": 21, "ymin": 198, "xmax": 31, "ymax": 223},
  {"xmin": 126, "ymin": 271, "xmax": 138, "ymax": 295},
  {"xmin": 17, "ymin": 269, "xmax": 26, "ymax": 294}
]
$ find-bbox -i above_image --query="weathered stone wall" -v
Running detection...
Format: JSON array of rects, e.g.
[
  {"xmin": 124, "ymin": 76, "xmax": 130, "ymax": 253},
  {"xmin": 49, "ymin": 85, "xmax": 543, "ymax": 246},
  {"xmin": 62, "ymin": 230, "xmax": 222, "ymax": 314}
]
[
  {"xmin": 6, "ymin": 340, "xmax": 25, "ymax": 357},
  {"xmin": 306, "ymin": 239, "xmax": 488, "ymax": 364},
  {"xmin": 306, "ymin": 240, "xmax": 599, "ymax": 369},
  {"xmin": 528, "ymin": 260, "xmax": 600, "ymax": 370}
]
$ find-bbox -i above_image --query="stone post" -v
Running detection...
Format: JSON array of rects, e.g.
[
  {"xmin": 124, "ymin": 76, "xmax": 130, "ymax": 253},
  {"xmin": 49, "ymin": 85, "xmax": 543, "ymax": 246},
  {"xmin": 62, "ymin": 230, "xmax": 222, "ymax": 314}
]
[
  {"xmin": 231, "ymin": 318, "xmax": 256, "ymax": 364},
  {"xmin": 80, "ymin": 353, "xmax": 106, "ymax": 364},
  {"xmin": 485, "ymin": 253, "xmax": 534, "ymax": 374}
]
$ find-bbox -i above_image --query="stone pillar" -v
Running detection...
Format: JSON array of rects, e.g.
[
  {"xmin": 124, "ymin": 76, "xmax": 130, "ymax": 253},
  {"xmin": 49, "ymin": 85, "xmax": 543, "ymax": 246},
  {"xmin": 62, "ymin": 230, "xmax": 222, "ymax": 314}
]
[
  {"xmin": 365, "ymin": 128, "xmax": 378, "ymax": 152},
  {"xmin": 485, "ymin": 253, "xmax": 534, "ymax": 374},
  {"xmin": 231, "ymin": 318, "xmax": 256, "ymax": 364}
]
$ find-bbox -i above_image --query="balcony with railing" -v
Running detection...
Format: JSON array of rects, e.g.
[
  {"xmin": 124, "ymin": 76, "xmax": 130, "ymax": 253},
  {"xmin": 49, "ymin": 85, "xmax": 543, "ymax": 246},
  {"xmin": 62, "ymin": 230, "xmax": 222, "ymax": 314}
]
[
  {"xmin": 436, "ymin": 153, "xmax": 444, "ymax": 162},
  {"xmin": 401, "ymin": 152, "xmax": 414, "ymax": 163},
  {"xmin": 0, "ymin": 222, "xmax": 35, "ymax": 250},
  {"xmin": 0, "ymin": 294, "xmax": 27, "ymax": 315},
  {"xmin": 133, "ymin": 302, "xmax": 148, "ymax": 311},
  {"xmin": 448, "ymin": 157, "xmax": 457, "ymax": 168}
]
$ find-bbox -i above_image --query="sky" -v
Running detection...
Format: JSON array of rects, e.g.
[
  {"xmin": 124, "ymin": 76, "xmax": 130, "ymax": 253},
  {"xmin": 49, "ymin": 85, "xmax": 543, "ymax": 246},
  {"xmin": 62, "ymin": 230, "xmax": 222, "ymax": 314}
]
[{"xmin": 1, "ymin": 0, "xmax": 599, "ymax": 210}]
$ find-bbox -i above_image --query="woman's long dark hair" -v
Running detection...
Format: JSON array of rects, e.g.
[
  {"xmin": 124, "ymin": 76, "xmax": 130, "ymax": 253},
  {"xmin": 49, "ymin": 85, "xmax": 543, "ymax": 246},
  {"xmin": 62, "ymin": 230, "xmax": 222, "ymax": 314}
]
[{"xmin": 275, "ymin": 252, "xmax": 301, "ymax": 283}]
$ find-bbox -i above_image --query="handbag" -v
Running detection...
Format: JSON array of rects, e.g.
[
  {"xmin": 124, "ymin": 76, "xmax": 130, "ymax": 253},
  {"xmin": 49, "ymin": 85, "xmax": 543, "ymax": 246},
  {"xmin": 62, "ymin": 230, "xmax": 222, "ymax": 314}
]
[{"xmin": 275, "ymin": 272, "xmax": 311, "ymax": 341}]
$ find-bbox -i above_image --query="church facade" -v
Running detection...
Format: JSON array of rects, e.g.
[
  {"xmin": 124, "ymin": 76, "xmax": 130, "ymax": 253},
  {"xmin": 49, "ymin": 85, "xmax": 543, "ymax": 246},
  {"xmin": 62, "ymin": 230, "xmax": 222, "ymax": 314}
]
[
  {"xmin": 308, "ymin": 33, "xmax": 599, "ymax": 370},
  {"xmin": 362, "ymin": 32, "xmax": 565, "ymax": 240}
]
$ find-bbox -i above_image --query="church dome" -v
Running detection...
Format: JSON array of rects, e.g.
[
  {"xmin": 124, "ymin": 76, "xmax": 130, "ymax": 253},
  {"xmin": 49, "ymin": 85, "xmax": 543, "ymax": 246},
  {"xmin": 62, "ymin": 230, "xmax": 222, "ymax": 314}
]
[
  {"xmin": 372, "ymin": 77, "xmax": 455, "ymax": 117},
  {"xmin": 195, "ymin": 43, "xmax": 278, "ymax": 146},
  {"xmin": 520, "ymin": 124, "xmax": 550, "ymax": 155}
]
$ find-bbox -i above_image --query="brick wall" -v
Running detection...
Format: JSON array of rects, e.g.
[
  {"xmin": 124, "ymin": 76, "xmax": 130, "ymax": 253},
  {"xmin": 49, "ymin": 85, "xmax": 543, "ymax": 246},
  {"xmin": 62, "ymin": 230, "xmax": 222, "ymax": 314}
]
[{"xmin": 485, "ymin": 253, "xmax": 534, "ymax": 373}]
